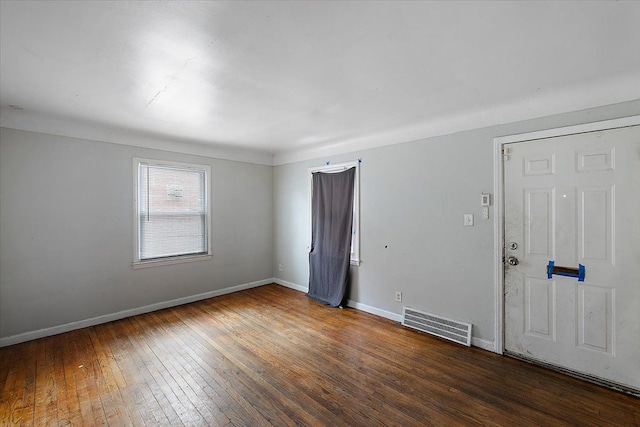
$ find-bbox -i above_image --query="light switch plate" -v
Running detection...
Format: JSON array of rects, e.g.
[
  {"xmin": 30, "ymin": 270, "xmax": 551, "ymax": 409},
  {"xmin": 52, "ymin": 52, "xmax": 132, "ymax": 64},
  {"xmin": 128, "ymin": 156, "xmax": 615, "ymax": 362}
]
[{"xmin": 464, "ymin": 213, "xmax": 474, "ymax": 226}]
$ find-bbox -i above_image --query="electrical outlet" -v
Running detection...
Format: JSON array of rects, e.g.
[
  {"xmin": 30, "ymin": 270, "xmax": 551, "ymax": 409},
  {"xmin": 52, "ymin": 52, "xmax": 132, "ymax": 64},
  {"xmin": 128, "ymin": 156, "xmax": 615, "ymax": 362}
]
[
  {"xmin": 395, "ymin": 291, "xmax": 402, "ymax": 302},
  {"xmin": 278, "ymin": 264, "xmax": 283, "ymax": 271}
]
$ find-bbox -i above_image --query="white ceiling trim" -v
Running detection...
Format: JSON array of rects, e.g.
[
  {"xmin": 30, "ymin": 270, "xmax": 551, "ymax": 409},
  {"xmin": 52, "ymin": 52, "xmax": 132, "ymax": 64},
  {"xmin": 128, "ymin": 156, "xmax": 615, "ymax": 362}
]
[
  {"xmin": 0, "ymin": 111, "xmax": 273, "ymax": 165},
  {"xmin": 2, "ymin": 72, "xmax": 639, "ymax": 167},
  {"xmin": 273, "ymin": 72, "xmax": 640, "ymax": 165}
]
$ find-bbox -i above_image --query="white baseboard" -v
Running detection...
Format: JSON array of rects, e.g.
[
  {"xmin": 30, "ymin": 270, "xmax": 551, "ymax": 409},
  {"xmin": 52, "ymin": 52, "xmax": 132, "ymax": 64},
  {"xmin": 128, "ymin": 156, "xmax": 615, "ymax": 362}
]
[
  {"xmin": 276, "ymin": 278, "xmax": 495, "ymax": 352},
  {"xmin": 345, "ymin": 299, "xmax": 403, "ymax": 322},
  {"xmin": 0, "ymin": 278, "xmax": 273, "ymax": 347},
  {"xmin": 273, "ymin": 278, "xmax": 308, "ymax": 293},
  {"xmin": 272, "ymin": 279, "xmax": 401, "ymax": 323},
  {"xmin": 471, "ymin": 337, "xmax": 495, "ymax": 352},
  {"xmin": 2, "ymin": 277, "xmax": 497, "ymax": 353}
]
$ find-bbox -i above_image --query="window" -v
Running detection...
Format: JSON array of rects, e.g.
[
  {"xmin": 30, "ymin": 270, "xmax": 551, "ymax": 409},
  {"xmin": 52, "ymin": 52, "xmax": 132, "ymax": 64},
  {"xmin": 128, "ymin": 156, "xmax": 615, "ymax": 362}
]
[
  {"xmin": 133, "ymin": 158, "xmax": 212, "ymax": 267},
  {"xmin": 309, "ymin": 161, "xmax": 360, "ymax": 266}
]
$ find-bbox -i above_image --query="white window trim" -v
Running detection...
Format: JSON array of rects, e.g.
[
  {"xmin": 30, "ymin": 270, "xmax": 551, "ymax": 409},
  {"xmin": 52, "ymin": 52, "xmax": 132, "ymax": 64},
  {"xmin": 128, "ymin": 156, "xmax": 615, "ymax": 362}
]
[
  {"xmin": 132, "ymin": 157, "xmax": 212, "ymax": 269},
  {"xmin": 308, "ymin": 161, "xmax": 360, "ymax": 266}
]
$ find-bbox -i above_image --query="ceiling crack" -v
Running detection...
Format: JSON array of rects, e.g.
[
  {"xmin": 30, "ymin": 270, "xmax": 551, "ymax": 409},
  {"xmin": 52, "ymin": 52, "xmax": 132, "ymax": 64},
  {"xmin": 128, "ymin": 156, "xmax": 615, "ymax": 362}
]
[
  {"xmin": 183, "ymin": 56, "xmax": 197, "ymax": 67},
  {"xmin": 144, "ymin": 36, "xmax": 222, "ymax": 108},
  {"xmin": 144, "ymin": 38, "xmax": 221, "ymax": 108},
  {"xmin": 144, "ymin": 55, "xmax": 198, "ymax": 108},
  {"xmin": 145, "ymin": 86, "xmax": 168, "ymax": 108}
]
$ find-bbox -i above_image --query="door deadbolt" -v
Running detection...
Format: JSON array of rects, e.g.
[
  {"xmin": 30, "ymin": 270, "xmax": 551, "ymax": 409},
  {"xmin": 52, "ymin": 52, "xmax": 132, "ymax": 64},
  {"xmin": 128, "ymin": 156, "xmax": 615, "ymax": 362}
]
[
  {"xmin": 509, "ymin": 242, "xmax": 518, "ymax": 250},
  {"xmin": 508, "ymin": 256, "xmax": 519, "ymax": 266}
]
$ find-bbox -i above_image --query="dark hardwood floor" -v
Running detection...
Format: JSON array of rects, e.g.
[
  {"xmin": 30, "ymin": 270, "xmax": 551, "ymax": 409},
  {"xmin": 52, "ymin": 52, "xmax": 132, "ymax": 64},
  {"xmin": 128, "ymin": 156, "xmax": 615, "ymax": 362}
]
[{"xmin": 1, "ymin": 284, "xmax": 638, "ymax": 426}]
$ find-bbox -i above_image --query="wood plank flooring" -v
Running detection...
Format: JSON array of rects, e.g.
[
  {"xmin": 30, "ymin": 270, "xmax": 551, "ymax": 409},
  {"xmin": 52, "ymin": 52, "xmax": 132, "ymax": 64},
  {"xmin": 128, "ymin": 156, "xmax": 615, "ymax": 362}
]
[{"xmin": 1, "ymin": 284, "xmax": 638, "ymax": 426}]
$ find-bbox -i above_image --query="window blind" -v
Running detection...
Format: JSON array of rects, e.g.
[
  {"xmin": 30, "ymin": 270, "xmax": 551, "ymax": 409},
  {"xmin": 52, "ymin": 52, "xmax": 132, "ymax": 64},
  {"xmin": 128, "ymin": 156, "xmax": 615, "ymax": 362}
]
[{"xmin": 138, "ymin": 163, "xmax": 207, "ymax": 260}]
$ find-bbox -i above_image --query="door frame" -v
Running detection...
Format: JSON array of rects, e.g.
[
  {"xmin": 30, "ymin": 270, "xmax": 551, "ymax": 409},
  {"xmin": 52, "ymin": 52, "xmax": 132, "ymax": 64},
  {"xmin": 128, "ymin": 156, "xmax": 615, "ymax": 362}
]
[{"xmin": 492, "ymin": 115, "xmax": 640, "ymax": 355}]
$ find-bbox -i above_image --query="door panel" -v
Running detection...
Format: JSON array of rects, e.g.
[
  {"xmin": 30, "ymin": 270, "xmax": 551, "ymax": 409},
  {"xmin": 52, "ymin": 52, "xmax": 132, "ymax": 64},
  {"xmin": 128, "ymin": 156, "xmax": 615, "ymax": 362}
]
[
  {"xmin": 578, "ymin": 186, "xmax": 611, "ymax": 262},
  {"xmin": 504, "ymin": 125, "xmax": 640, "ymax": 392},
  {"xmin": 576, "ymin": 283, "xmax": 613, "ymax": 354},
  {"xmin": 525, "ymin": 277, "xmax": 555, "ymax": 339},
  {"xmin": 525, "ymin": 189, "xmax": 554, "ymax": 257}
]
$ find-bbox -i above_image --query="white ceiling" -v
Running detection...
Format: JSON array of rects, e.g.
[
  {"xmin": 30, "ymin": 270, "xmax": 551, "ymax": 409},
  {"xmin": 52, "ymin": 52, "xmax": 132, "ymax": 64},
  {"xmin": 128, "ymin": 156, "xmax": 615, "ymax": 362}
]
[{"xmin": 1, "ymin": 1, "xmax": 639, "ymax": 165}]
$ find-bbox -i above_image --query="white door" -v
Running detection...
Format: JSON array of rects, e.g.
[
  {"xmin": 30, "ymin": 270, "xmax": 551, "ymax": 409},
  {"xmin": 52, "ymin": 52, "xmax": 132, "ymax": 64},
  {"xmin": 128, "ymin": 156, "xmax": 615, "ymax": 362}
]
[{"xmin": 503, "ymin": 125, "xmax": 640, "ymax": 392}]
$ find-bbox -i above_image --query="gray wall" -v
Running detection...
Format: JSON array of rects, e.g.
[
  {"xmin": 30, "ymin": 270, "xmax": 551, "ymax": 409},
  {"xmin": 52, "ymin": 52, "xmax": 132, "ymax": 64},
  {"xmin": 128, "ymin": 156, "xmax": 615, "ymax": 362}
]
[
  {"xmin": 0, "ymin": 128, "xmax": 273, "ymax": 338},
  {"xmin": 273, "ymin": 100, "xmax": 640, "ymax": 344},
  {"xmin": 2, "ymin": 100, "xmax": 638, "ymax": 344}
]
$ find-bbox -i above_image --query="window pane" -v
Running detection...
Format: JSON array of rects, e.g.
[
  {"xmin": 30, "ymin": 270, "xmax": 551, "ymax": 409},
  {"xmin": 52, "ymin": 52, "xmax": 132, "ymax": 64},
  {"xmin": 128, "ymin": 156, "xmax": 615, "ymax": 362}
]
[{"xmin": 138, "ymin": 164, "xmax": 207, "ymax": 260}]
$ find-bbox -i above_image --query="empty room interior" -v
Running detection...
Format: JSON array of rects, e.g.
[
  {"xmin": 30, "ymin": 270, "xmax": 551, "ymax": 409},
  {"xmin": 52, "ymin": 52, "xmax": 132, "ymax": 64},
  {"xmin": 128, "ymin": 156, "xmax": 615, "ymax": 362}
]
[{"xmin": 1, "ymin": 1, "xmax": 639, "ymax": 426}]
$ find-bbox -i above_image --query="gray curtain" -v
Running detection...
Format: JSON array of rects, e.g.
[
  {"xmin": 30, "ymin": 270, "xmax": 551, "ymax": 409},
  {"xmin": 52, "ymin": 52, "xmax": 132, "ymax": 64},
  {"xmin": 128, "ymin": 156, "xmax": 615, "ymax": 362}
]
[{"xmin": 308, "ymin": 167, "xmax": 355, "ymax": 307}]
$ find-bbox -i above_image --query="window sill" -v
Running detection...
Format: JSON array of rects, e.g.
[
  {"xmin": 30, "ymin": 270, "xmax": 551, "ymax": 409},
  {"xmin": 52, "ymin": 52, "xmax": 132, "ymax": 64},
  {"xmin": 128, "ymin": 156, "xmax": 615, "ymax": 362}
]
[{"xmin": 132, "ymin": 254, "xmax": 213, "ymax": 269}]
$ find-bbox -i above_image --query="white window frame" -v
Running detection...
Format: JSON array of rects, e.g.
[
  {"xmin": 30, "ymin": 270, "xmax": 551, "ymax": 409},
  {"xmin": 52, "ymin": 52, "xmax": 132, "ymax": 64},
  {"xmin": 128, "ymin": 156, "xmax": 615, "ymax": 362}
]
[
  {"xmin": 308, "ymin": 161, "xmax": 360, "ymax": 266},
  {"xmin": 132, "ymin": 157, "xmax": 212, "ymax": 269}
]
